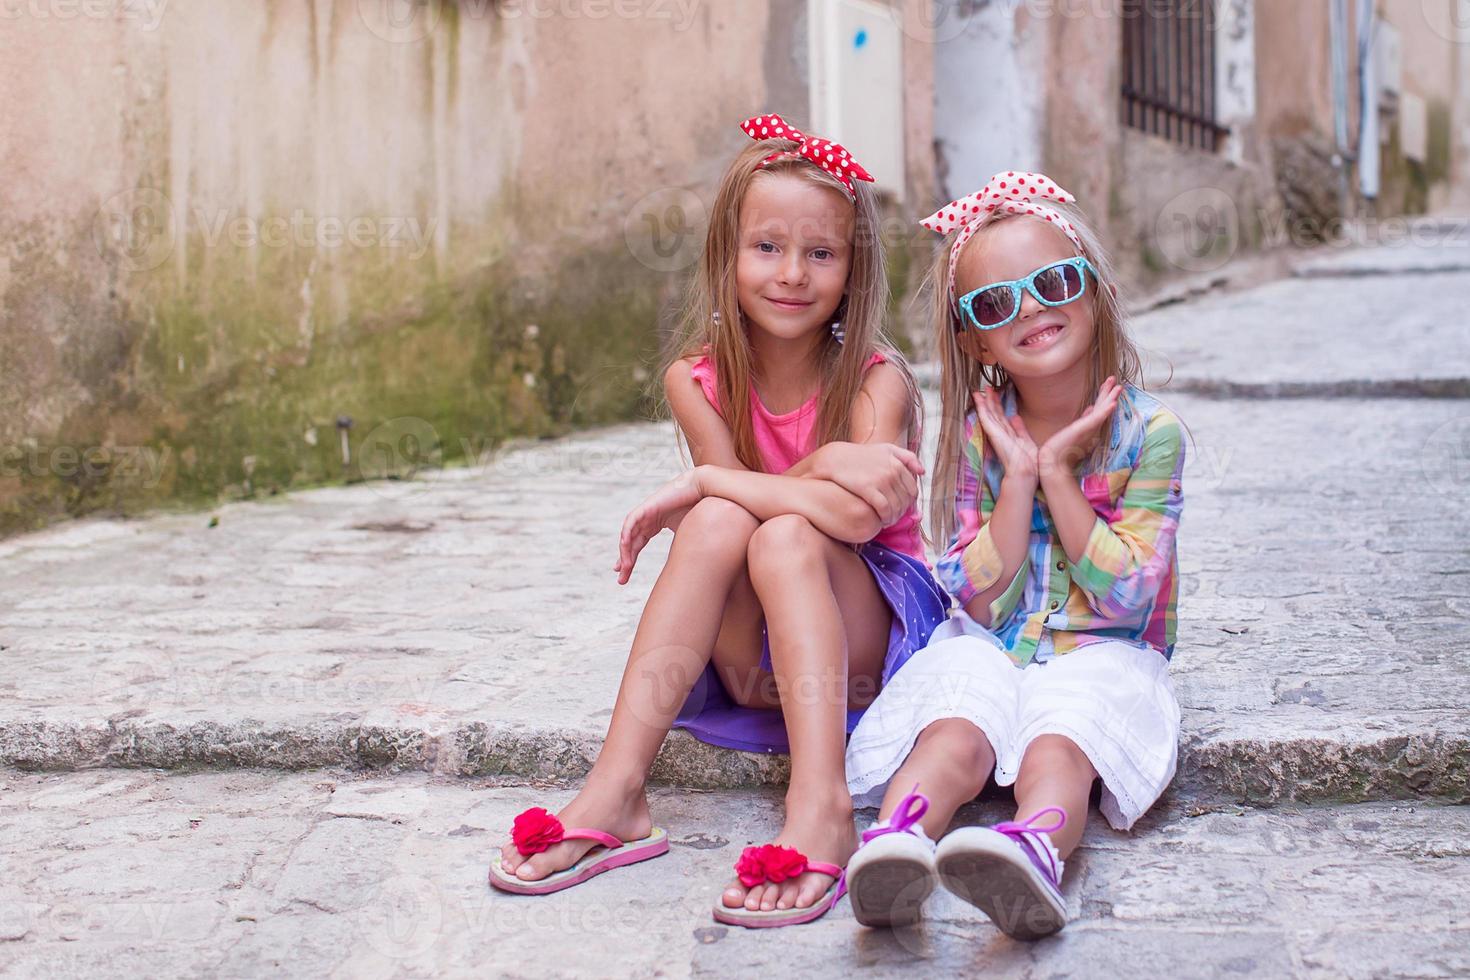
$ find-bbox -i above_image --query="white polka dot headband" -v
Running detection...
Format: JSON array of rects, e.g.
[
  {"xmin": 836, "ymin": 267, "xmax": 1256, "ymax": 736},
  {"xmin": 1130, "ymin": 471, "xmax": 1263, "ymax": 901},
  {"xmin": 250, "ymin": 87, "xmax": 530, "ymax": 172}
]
[
  {"xmin": 920, "ymin": 171, "xmax": 1082, "ymax": 309},
  {"xmin": 740, "ymin": 113, "xmax": 875, "ymax": 199}
]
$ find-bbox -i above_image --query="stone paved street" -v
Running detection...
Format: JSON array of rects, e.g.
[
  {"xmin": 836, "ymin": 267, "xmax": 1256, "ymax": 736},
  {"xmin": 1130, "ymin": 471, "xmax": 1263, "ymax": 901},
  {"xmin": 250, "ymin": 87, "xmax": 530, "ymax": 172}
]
[
  {"xmin": 2, "ymin": 770, "xmax": 1468, "ymax": 979},
  {"xmin": 2, "ymin": 235, "xmax": 1468, "ymax": 977},
  {"xmin": 1, "ymin": 391, "xmax": 1467, "ymax": 800}
]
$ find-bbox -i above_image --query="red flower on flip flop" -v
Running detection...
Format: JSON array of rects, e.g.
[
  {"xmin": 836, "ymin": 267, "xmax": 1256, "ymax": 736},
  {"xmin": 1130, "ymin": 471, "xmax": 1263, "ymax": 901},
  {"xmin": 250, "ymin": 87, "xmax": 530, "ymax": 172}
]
[
  {"xmin": 511, "ymin": 807, "xmax": 565, "ymax": 855},
  {"xmin": 735, "ymin": 844, "xmax": 809, "ymax": 887}
]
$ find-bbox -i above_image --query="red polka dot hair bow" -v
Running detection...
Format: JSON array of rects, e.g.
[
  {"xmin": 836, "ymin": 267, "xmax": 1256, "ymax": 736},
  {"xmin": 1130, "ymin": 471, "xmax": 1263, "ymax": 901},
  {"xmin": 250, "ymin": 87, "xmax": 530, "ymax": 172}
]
[
  {"xmin": 920, "ymin": 171, "xmax": 1082, "ymax": 308},
  {"xmin": 740, "ymin": 113, "xmax": 875, "ymax": 199}
]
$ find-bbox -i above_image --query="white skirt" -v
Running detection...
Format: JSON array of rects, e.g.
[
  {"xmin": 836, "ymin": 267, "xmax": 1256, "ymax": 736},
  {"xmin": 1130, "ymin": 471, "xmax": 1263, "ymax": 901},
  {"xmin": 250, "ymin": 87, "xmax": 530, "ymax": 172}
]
[{"xmin": 845, "ymin": 618, "xmax": 1181, "ymax": 831}]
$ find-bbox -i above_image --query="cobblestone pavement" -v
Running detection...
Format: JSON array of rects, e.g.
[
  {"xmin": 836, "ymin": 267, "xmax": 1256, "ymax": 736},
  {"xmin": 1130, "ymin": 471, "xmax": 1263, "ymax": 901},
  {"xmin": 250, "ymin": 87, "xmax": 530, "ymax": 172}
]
[{"xmin": 2, "ymin": 770, "xmax": 1467, "ymax": 979}]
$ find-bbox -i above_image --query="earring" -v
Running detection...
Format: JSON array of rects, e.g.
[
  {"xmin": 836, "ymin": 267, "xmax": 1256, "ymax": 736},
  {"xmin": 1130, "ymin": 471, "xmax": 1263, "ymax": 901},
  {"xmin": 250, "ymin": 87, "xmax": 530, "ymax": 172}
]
[{"xmin": 830, "ymin": 296, "xmax": 849, "ymax": 345}]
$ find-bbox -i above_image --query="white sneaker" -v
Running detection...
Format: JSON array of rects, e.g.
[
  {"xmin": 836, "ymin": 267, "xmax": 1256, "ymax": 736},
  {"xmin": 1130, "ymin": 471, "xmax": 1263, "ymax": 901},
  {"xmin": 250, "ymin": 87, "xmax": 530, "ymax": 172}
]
[
  {"xmin": 936, "ymin": 807, "xmax": 1069, "ymax": 940},
  {"xmin": 846, "ymin": 787, "xmax": 936, "ymax": 928}
]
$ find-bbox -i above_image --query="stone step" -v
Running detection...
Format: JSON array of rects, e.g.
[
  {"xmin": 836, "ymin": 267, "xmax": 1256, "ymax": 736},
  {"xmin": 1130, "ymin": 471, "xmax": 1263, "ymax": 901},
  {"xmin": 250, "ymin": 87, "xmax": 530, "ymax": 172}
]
[
  {"xmin": 1131, "ymin": 267, "xmax": 1470, "ymax": 397},
  {"xmin": 1290, "ymin": 218, "xmax": 1470, "ymax": 278},
  {"xmin": 3, "ymin": 714, "xmax": 1465, "ymax": 807},
  {"xmin": 2, "ymin": 395, "xmax": 1466, "ymax": 805}
]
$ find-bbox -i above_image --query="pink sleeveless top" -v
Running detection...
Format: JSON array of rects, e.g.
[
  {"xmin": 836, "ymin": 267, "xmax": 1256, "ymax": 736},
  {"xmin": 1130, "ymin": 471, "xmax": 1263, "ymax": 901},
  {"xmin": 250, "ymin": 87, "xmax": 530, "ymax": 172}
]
[{"xmin": 688, "ymin": 351, "xmax": 927, "ymax": 562}]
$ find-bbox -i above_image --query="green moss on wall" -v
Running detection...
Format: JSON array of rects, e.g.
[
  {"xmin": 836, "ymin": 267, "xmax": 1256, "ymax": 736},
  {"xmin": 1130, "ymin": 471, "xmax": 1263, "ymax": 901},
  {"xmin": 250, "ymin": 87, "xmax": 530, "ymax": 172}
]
[
  {"xmin": 1375, "ymin": 114, "xmax": 1437, "ymax": 216},
  {"xmin": 0, "ymin": 240, "xmax": 663, "ymax": 539},
  {"xmin": 1427, "ymin": 98, "xmax": 1452, "ymax": 185},
  {"xmin": 884, "ymin": 228, "xmax": 920, "ymax": 356}
]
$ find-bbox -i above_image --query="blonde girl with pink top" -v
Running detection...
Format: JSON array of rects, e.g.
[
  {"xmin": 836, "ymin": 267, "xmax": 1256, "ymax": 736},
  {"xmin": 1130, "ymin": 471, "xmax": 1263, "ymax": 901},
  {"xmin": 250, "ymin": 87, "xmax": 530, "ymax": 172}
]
[{"xmin": 488, "ymin": 114, "xmax": 948, "ymax": 928}]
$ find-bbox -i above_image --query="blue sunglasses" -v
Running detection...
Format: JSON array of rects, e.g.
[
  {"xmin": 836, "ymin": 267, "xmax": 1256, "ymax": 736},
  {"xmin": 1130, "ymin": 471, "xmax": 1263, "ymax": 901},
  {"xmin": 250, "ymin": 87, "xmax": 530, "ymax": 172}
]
[{"xmin": 955, "ymin": 257, "xmax": 1096, "ymax": 331}]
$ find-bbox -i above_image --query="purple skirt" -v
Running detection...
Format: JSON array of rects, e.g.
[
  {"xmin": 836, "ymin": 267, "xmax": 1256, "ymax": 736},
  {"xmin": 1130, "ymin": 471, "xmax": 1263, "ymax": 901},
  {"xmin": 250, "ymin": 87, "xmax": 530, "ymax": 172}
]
[{"xmin": 671, "ymin": 542, "xmax": 950, "ymax": 754}]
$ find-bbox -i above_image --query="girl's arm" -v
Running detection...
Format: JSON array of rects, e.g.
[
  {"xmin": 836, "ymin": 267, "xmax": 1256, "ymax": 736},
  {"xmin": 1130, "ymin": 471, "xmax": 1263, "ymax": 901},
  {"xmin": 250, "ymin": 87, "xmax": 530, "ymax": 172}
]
[
  {"xmin": 693, "ymin": 362, "xmax": 920, "ymax": 542},
  {"xmin": 664, "ymin": 358, "xmax": 748, "ymax": 470},
  {"xmin": 616, "ymin": 358, "xmax": 902, "ymax": 581},
  {"xmin": 1039, "ymin": 409, "xmax": 1186, "ymax": 617},
  {"xmin": 935, "ymin": 410, "xmax": 1038, "ymax": 630},
  {"xmin": 694, "ymin": 466, "xmax": 883, "ymax": 543},
  {"xmin": 960, "ymin": 476, "xmax": 1037, "ymax": 627}
]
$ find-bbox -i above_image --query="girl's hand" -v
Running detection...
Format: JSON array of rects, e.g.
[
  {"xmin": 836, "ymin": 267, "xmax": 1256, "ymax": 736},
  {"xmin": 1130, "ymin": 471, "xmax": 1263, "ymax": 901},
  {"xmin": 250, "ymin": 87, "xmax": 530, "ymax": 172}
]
[
  {"xmin": 614, "ymin": 468, "xmax": 704, "ymax": 585},
  {"xmin": 972, "ymin": 388, "xmax": 1039, "ymax": 485},
  {"xmin": 1038, "ymin": 376, "xmax": 1122, "ymax": 478},
  {"xmin": 807, "ymin": 442, "xmax": 924, "ymax": 528}
]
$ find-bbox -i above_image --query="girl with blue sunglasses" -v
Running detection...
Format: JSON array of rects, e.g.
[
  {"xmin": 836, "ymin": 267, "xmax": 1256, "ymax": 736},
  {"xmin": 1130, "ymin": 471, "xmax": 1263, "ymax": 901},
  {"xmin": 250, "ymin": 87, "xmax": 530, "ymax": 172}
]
[{"xmin": 840, "ymin": 173, "xmax": 1188, "ymax": 940}]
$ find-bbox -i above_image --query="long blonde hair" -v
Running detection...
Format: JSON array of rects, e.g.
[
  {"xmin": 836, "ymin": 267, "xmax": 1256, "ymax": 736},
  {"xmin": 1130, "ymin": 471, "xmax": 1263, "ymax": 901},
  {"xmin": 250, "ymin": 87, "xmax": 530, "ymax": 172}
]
[
  {"xmin": 663, "ymin": 137, "xmax": 920, "ymax": 470},
  {"xmin": 926, "ymin": 205, "xmax": 1143, "ymax": 546}
]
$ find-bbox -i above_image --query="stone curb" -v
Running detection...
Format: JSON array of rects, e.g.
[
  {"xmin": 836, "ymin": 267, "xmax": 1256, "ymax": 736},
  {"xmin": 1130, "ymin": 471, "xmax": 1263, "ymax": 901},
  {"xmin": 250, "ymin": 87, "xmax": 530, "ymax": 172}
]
[
  {"xmin": 1156, "ymin": 378, "xmax": 1470, "ymax": 399},
  {"xmin": 2, "ymin": 717, "xmax": 1465, "ymax": 807},
  {"xmin": 1292, "ymin": 260, "xmax": 1470, "ymax": 279}
]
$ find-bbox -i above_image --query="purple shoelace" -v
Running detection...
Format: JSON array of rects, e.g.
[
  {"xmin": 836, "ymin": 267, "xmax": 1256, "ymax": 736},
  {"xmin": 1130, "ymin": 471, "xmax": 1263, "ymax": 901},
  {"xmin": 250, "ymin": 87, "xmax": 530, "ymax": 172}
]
[
  {"xmin": 990, "ymin": 806, "xmax": 1067, "ymax": 886},
  {"xmin": 861, "ymin": 784, "xmax": 930, "ymax": 845}
]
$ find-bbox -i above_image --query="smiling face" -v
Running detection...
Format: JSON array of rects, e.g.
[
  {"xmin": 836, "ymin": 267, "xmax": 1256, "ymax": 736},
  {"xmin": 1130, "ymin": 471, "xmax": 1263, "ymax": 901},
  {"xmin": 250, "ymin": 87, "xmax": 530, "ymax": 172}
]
[
  {"xmin": 735, "ymin": 172, "xmax": 855, "ymax": 342},
  {"xmin": 953, "ymin": 216, "xmax": 1096, "ymax": 381}
]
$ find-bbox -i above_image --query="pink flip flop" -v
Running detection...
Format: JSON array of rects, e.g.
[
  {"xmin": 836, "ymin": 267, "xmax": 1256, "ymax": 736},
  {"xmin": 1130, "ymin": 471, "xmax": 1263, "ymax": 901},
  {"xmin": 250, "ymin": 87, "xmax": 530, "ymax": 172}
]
[
  {"xmin": 488, "ymin": 807, "xmax": 669, "ymax": 895},
  {"xmin": 711, "ymin": 843, "xmax": 847, "ymax": 928}
]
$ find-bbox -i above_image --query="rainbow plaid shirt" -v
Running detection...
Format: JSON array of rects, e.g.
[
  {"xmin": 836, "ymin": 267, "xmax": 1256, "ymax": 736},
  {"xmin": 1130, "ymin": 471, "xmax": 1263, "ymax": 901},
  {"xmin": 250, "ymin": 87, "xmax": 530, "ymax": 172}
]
[{"xmin": 934, "ymin": 383, "xmax": 1185, "ymax": 667}]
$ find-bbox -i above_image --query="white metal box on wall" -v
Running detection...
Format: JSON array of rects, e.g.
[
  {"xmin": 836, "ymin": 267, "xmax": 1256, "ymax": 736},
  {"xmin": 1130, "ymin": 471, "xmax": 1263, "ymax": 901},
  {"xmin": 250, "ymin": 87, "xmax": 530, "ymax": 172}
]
[
  {"xmin": 1399, "ymin": 91, "xmax": 1428, "ymax": 162},
  {"xmin": 1376, "ymin": 19, "xmax": 1402, "ymax": 106},
  {"xmin": 808, "ymin": 0, "xmax": 906, "ymax": 199}
]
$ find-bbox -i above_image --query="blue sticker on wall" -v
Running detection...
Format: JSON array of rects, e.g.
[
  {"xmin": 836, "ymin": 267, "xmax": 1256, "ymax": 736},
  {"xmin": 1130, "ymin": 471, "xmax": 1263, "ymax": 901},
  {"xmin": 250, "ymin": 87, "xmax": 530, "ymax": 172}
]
[{"xmin": 854, "ymin": 28, "xmax": 868, "ymax": 49}]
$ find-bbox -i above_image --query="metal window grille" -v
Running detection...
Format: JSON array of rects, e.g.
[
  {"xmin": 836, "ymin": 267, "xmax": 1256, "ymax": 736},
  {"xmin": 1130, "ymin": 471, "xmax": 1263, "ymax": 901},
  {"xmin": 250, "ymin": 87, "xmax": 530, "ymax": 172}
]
[{"xmin": 1120, "ymin": 0, "xmax": 1230, "ymax": 151}]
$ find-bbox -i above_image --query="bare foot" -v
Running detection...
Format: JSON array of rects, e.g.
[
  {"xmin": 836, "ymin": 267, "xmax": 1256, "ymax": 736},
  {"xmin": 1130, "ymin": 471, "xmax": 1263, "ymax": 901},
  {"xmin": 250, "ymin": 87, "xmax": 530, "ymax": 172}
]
[
  {"xmin": 498, "ymin": 781, "xmax": 652, "ymax": 882},
  {"xmin": 721, "ymin": 786, "xmax": 857, "ymax": 912}
]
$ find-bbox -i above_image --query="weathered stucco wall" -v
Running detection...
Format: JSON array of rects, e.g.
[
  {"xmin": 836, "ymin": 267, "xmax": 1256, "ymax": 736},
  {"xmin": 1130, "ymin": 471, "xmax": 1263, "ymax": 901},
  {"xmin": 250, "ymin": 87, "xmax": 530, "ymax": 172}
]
[
  {"xmin": 1254, "ymin": 0, "xmax": 1461, "ymax": 218},
  {"xmin": 1377, "ymin": 0, "xmax": 1460, "ymax": 211},
  {"xmin": 1254, "ymin": 0, "xmax": 1339, "ymax": 140},
  {"xmin": 1035, "ymin": 2, "xmax": 1278, "ymax": 291},
  {"xmin": 932, "ymin": 1, "xmax": 1048, "ymax": 197},
  {"xmin": 1033, "ymin": 0, "xmax": 1464, "ymax": 289},
  {"xmin": 0, "ymin": 0, "xmax": 934, "ymax": 537}
]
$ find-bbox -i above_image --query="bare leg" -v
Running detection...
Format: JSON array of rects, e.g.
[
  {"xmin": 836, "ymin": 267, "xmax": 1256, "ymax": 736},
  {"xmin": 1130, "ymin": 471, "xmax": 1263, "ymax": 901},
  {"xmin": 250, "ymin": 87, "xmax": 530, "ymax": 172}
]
[
  {"xmin": 502, "ymin": 497, "xmax": 764, "ymax": 880},
  {"xmin": 874, "ymin": 718, "xmax": 996, "ymax": 840},
  {"xmin": 708, "ymin": 567, "xmax": 782, "ymax": 711},
  {"xmin": 720, "ymin": 515, "xmax": 893, "ymax": 912},
  {"xmin": 1011, "ymin": 734, "xmax": 1097, "ymax": 859}
]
